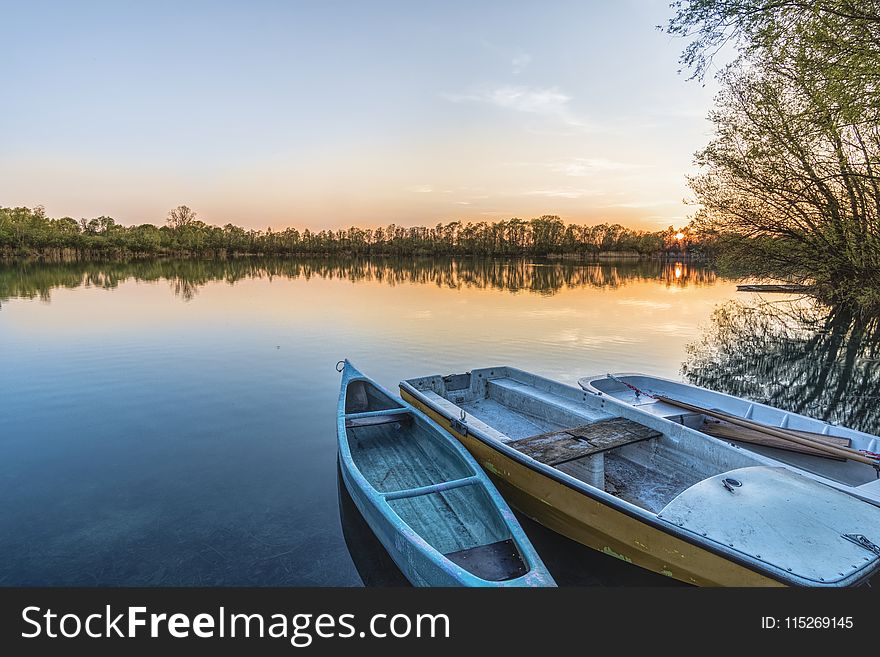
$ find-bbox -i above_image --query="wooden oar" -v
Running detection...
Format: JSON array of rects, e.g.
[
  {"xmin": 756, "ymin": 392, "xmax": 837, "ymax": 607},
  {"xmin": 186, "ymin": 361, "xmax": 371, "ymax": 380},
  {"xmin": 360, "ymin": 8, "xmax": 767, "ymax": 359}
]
[
  {"xmin": 700, "ymin": 420, "xmax": 848, "ymax": 460},
  {"xmin": 699, "ymin": 408, "xmax": 853, "ymax": 452},
  {"xmin": 656, "ymin": 395, "xmax": 880, "ymax": 467}
]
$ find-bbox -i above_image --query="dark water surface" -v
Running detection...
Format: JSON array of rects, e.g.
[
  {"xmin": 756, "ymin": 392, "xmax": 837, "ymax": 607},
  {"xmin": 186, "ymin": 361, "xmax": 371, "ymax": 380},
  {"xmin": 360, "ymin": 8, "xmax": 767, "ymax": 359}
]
[{"xmin": 1, "ymin": 258, "xmax": 877, "ymax": 586}]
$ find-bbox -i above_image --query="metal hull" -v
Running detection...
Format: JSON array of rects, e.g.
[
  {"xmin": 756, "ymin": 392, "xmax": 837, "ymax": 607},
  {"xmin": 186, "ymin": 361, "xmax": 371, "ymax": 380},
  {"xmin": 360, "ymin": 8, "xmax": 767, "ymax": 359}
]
[
  {"xmin": 402, "ymin": 388, "xmax": 781, "ymax": 587},
  {"xmin": 579, "ymin": 373, "xmax": 880, "ymax": 507},
  {"xmin": 400, "ymin": 367, "xmax": 880, "ymax": 587}
]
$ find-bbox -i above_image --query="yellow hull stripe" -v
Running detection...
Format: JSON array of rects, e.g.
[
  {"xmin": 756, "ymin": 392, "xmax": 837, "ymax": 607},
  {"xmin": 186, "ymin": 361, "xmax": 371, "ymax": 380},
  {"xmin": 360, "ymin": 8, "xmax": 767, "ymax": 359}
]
[{"xmin": 401, "ymin": 387, "xmax": 783, "ymax": 587}]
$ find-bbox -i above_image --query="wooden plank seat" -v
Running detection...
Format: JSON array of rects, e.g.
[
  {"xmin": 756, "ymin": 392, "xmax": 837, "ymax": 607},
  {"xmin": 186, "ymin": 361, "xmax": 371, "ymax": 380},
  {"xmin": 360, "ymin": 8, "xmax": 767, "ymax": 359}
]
[
  {"xmin": 345, "ymin": 412, "xmax": 411, "ymax": 428},
  {"xmin": 507, "ymin": 417, "xmax": 661, "ymax": 466}
]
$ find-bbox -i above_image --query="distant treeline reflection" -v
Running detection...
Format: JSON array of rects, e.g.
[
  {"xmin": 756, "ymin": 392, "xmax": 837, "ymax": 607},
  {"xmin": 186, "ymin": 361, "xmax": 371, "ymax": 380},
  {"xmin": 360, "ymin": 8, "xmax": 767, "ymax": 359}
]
[
  {"xmin": 683, "ymin": 299, "xmax": 880, "ymax": 434},
  {"xmin": 0, "ymin": 257, "xmax": 717, "ymax": 304}
]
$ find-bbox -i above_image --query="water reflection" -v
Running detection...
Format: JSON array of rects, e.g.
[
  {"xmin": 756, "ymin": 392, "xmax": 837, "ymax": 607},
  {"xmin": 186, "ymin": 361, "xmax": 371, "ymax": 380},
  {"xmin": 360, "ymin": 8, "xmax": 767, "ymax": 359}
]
[
  {"xmin": 683, "ymin": 298, "xmax": 880, "ymax": 433},
  {"xmin": 0, "ymin": 255, "xmax": 729, "ymax": 586},
  {"xmin": 0, "ymin": 257, "xmax": 716, "ymax": 306},
  {"xmin": 336, "ymin": 464, "xmax": 410, "ymax": 587}
]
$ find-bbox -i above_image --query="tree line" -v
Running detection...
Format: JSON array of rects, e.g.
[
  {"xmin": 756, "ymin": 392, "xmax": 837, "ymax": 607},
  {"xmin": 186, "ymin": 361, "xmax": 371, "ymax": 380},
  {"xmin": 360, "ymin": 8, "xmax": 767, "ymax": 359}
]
[{"xmin": 0, "ymin": 205, "xmax": 700, "ymax": 259}]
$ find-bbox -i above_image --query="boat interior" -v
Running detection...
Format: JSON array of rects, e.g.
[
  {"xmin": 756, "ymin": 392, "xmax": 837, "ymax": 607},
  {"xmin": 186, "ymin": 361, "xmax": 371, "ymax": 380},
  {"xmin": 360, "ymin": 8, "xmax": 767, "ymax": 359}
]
[
  {"xmin": 404, "ymin": 367, "xmax": 771, "ymax": 514},
  {"xmin": 585, "ymin": 375, "xmax": 880, "ymax": 489},
  {"xmin": 400, "ymin": 368, "xmax": 880, "ymax": 585},
  {"xmin": 343, "ymin": 377, "xmax": 528, "ymax": 581}
]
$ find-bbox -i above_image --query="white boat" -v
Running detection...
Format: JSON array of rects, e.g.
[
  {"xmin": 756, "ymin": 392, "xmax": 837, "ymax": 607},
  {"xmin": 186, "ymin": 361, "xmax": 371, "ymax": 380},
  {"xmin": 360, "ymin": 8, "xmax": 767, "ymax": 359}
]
[
  {"xmin": 579, "ymin": 373, "xmax": 880, "ymax": 507},
  {"xmin": 401, "ymin": 366, "xmax": 880, "ymax": 586}
]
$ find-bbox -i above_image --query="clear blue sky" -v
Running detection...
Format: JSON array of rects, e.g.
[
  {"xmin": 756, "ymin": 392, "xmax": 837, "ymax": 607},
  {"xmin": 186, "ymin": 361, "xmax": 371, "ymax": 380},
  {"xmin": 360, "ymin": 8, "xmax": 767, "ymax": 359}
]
[{"xmin": 1, "ymin": 0, "xmax": 717, "ymax": 230}]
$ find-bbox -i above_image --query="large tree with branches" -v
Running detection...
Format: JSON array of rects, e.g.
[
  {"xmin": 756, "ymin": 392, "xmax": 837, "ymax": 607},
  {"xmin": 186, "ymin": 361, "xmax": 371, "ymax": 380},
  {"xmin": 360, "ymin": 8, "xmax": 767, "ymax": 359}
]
[{"xmin": 667, "ymin": 1, "xmax": 880, "ymax": 298}]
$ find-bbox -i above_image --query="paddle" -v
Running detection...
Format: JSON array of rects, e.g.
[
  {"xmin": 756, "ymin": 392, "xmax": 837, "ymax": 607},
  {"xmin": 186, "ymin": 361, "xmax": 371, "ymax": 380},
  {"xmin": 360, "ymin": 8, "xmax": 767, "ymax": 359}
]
[{"xmin": 656, "ymin": 395, "xmax": 880, "ymax": 468}]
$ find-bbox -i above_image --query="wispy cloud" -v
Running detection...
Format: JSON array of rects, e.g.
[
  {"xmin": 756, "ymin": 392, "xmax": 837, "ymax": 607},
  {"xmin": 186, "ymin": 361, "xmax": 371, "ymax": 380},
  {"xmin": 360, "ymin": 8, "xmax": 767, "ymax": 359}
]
[
  {"xmin": 508, "ymin": 157, "xmax": 649, "ymax": 177},
  {"xmin": 600, "ymin": 200, "xmax": 675, "ymax": 209},
  {"xmin": 443, "ymin": 85, "xmax": 592, "ymax": 130},
  {"xmin": 522, "ymin": 188, "xmax": 604, "ymax": 199},
  {"xmin": 551, "ymin": 158, "xmax": 648, "ymax": 176},
  {"xmin": 444, "ymin": 85, "xmax": 568, "ymax": 114},
  {"xmin": 511, "ymin": 53, "xmax": 532, "ymax": 74},
  {"xmin": 408, "ymin": 185, "xmax": 433, "ymax": 193}
]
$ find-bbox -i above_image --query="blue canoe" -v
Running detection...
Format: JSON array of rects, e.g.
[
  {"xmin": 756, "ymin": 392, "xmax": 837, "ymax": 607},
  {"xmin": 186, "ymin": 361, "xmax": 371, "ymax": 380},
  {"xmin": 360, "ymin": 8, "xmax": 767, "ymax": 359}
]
[{"xmin": 336, "ymin": 360, "xmax": 555, "ymax": 587}]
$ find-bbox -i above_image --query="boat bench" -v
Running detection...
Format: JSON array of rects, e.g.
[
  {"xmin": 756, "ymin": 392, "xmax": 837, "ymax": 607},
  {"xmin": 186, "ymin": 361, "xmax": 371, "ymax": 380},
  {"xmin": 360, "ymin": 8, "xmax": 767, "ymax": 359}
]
[
  {"xmin": 507, "ymin": 418, "xmax": 661, "ymax": 467},
  {"xmin": 344, "ymin": 412, "xmax": 411, "ymax": 428}
]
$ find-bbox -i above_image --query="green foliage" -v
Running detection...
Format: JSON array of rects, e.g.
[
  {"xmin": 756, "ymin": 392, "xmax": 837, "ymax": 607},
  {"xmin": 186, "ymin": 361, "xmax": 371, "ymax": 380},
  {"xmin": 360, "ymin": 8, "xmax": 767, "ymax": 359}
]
[
  {"xmin": 667, "ymin": 1, "xmax": 880, "ymax": 290},
  {"xmin": 667, "ymin": 1, "xmax": 880, "ymax": 89},
  {"xmin": 0, "ymin": 206, "xmax": 701, "ymax": 259}
]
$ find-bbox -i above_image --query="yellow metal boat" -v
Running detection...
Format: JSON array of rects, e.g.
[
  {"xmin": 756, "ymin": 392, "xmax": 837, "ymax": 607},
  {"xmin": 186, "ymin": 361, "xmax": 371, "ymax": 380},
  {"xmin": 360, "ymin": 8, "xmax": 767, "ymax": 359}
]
[{"xmin": 400, "ymin": 367, "xmax": 880, "ymax": 587}]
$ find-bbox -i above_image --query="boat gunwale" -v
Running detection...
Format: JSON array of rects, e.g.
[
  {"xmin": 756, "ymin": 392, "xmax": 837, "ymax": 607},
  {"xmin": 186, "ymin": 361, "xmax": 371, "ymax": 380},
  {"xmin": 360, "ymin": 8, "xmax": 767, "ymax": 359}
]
[
  {"xmin": 579, "ymin": 371, "xmax": 880, "ymax": 444},
  {"xmin": 337, "ymin": 360, "xmax": 554, "ymax": 587},
  {"xmin": 400, "ymin": 368, "xmax": 880, "ymax": 588},
  {"xmin": 580, "ymin": 371, "xmax": 880, "ymax": 504}
]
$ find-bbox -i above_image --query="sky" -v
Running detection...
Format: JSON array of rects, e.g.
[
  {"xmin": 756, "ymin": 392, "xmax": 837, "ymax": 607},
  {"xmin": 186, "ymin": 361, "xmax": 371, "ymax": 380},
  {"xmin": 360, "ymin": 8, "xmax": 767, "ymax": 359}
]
[{"xmin": 0, "ymin": 0, "xmax": 718, "ymax": 231}]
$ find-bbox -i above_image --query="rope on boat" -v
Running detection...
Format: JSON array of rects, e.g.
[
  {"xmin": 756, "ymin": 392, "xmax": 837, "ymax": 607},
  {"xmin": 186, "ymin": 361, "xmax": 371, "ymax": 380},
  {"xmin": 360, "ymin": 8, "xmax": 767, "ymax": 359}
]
[
  {"xmin": 606, "ymin": 373, "xmax": 657, "ymax": 399},
  {"xmin": 336, "ymin": 360, "xmax": 346, "ymax": 372}
]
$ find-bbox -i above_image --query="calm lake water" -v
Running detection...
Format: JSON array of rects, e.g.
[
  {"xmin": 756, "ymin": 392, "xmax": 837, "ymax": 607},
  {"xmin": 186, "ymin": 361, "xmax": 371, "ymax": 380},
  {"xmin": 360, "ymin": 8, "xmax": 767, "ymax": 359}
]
[{"xmin": 1, "ymin": 258, "xmax": 878, "ymax": 586}]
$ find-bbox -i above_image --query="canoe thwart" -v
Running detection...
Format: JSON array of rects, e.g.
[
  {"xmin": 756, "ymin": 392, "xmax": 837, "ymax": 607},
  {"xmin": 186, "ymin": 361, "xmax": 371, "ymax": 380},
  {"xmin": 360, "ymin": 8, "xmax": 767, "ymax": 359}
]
[
  {"xmin": 508, "ymin": 417, "xmax": 661, "ymax": 466},
  {"xmin": 345, "ymin": 412, "xmax": 412, "ymax": 428},
  {"xmin": 444, "ymin": 538, "xmax": 528, "ymax": 582},
  {"xmin": 383, "ymin": 476, "xmax": 480, "ymax": 501}
]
